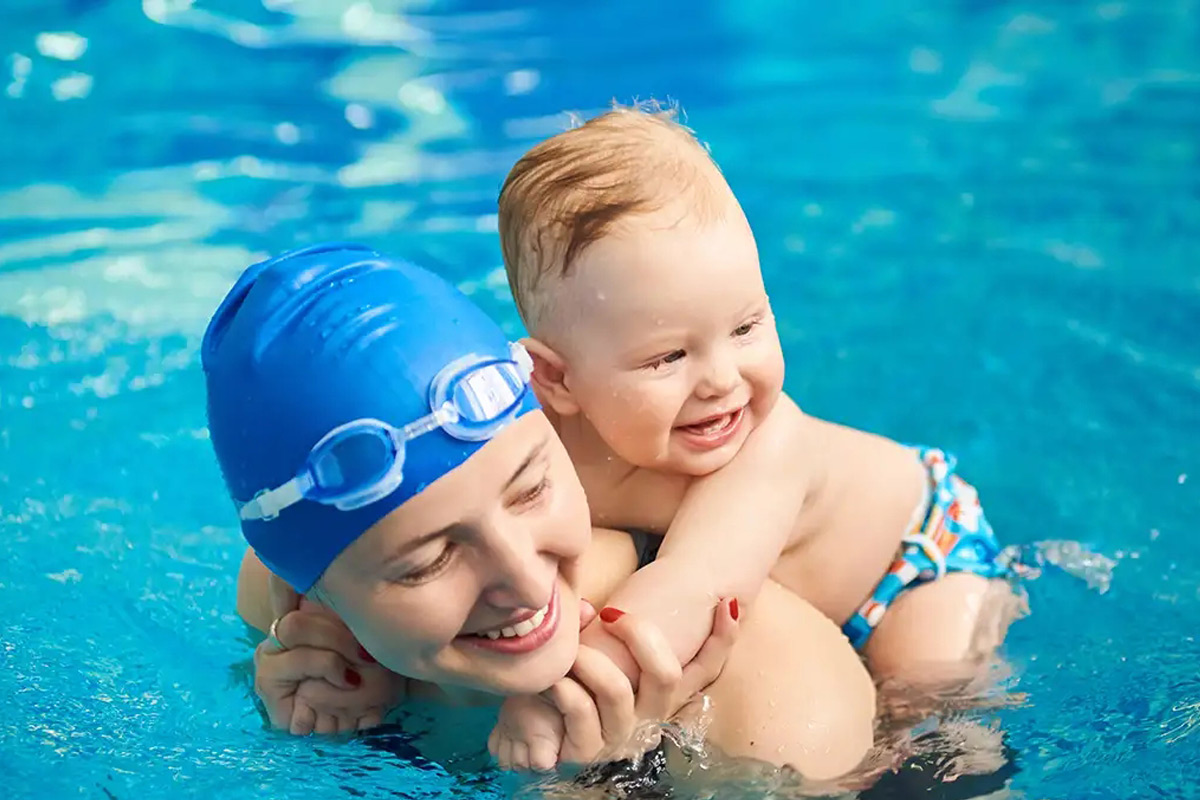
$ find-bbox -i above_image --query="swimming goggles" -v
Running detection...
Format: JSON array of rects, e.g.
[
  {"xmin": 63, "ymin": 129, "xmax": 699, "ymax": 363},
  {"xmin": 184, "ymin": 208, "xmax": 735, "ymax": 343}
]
[{"xmin": 238, "ymin": 343, "xmax": 534, "ymax": 522}]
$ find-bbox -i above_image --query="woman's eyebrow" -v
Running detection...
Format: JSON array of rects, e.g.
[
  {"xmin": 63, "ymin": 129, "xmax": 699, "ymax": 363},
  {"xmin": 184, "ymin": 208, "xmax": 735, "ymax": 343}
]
[{"xmin": 502, "ymin": 436, "xmax": 549, "ymax": 492}]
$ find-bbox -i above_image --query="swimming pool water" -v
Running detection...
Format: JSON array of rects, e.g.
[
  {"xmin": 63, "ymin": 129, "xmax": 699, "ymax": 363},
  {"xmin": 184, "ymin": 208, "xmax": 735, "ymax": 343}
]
[{"xmin": 1, "ymin": 1, "xmax": 1197, "ymax": 797}]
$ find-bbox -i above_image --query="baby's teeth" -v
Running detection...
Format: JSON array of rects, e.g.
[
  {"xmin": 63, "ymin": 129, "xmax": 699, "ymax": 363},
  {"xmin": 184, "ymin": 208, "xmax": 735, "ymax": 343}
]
[
  {"xmin": 500, "ymin": 626, "xmax": 517, "ymax": 638},
  {"xmin": 486, "ymin": 630, "xmax": 500, "ymax": 640},
  {"xmin": 512, "ymin": 619, "xmax": 535, "ymax": 637}
]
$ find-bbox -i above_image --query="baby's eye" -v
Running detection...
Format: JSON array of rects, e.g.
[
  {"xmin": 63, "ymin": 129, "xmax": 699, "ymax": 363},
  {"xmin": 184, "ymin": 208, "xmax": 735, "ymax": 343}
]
[
  {"xmin": 646, "ymin": 350, "xmax": 686, "ymax": 370},
  {"xmin": 733, "ymin": 320, "xmax": 759, "ymax": 337}
]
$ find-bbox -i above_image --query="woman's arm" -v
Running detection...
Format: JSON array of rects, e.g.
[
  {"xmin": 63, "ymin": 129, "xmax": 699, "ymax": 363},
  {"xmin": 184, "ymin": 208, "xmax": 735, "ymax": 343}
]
[{"xmin": 237, "ymin": 547, "xmax": 276, "ymax": 633}]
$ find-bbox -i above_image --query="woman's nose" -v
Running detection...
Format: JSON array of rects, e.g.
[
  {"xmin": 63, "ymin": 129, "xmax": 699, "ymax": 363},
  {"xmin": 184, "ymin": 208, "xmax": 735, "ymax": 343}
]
[{"xmin": 478, "ymin": 518, "xmax": 555, "ymax": 610}]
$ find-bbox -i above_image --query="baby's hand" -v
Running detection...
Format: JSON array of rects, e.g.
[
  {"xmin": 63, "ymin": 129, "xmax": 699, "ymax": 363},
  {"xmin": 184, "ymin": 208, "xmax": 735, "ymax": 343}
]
[
  {"xmin": 254, "ymin": 601, "xmax": 404, "ymax": 735},
  {"xmin": 488, "ymin": 694, "xmax": 566, "ymax": 772}
]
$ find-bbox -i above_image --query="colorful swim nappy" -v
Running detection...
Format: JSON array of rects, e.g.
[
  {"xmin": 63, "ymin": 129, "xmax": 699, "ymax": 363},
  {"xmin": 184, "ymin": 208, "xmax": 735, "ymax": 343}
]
[{"xmin": 842, "ymin": 447, "xmax": 1014, "ymax": 650}]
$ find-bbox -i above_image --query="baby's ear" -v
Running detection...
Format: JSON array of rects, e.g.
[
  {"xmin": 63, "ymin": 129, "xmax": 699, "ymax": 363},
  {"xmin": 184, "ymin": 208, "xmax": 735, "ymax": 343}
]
[{"xmin": 520, "ymin": 337, "xmax": 580, "ymax": 416}]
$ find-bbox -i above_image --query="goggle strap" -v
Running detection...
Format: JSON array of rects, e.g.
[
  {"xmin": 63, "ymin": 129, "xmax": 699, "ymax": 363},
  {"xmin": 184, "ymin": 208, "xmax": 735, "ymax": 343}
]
[
  {"xmin": 400, "ymin": 403, "xmax": 458, "ymax": 441},
  {"xmin": 239, "ymin": 477, "xmax": 306, "ymax": 521},
  {"xmin": 510, "ymin": 342, "xmax": 533, "ymax": 381}
]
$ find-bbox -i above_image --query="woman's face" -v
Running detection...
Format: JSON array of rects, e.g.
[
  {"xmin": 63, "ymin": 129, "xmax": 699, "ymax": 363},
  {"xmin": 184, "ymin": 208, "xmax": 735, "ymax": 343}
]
[{"xmin": 316, "ymin": 411, "xmax": 593, "ymax": 696}]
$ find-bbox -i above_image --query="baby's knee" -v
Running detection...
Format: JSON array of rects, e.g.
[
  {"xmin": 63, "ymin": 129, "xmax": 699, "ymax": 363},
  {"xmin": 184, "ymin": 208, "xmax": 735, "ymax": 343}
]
[{"xmin": 865, "ymin": 574, "xmax": 1018, "ymax": 681}]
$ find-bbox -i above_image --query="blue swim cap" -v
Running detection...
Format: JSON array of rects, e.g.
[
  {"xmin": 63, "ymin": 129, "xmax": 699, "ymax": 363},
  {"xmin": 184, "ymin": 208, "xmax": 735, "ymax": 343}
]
[{"xmin": 202, "ymin": 242, "xmax": 539, "ymax": 592}]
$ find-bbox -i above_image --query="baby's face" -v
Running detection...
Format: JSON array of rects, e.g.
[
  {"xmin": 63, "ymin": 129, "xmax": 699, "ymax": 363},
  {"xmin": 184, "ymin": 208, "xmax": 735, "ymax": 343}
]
[{"xmin": 547, "ymin": 198, "xmax": 785, "ymax": 475}]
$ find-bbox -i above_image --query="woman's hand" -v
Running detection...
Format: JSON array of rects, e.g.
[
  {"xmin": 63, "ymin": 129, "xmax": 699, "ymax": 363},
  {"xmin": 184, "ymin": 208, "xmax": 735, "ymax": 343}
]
[
  {"xmin": 553, "ymin": 597, "xmax": 740, "ymax": 763},
  {"xmin": 253, "ymin": 592, "xmax": 404, "ymax": 735},
  {"xmin": 489, "ymin": 598, "xmax": 739, "ymax": 771}
]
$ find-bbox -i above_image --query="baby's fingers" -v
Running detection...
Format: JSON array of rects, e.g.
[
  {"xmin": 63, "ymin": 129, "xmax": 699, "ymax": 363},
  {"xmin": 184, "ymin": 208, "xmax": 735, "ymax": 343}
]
[
  {"xmin": 529, "ymin": 738, "xmax": 559, "ymax": 773},
  {"xmin": 289, "ymin": 703, "xmax": 317, "ymax": 737},
  {"xmin": 314, "ymin": 713, "xmax": 339, "ymax": 736},
  {"xmin": 357, "ymin": 711, "xmax": 384, "ymax": 732},
  {"xmin": 508, "ymin": 740, "xmax": 530, "ymax": 772},
  {"xmin": 492, "ymin": 733, "xmax": 518, "ymax": 771},
  {"xmin": 487, "ymin": 726, "xmax": 501, "ymax": 759},
  {"xmin": 547, "ymin": 677, "xmax": 602, "ymax": 764}
]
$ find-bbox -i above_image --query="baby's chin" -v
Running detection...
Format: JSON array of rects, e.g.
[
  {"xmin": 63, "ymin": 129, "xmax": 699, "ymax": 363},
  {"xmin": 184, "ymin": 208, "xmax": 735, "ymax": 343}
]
[{"xmin": 663, "ymin": 440, "xmax": 744, "ymax": 477}]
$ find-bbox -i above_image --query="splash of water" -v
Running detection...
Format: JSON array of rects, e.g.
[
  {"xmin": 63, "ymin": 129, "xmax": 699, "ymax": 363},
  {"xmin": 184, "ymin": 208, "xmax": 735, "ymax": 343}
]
[{"xmin": 1002, "ymin": 539, "xmax": 1117, "ymax": 594}]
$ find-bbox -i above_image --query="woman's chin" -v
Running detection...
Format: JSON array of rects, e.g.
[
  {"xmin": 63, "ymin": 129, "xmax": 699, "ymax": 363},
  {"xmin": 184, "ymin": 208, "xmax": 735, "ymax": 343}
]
[
  {"xmin": 468, "ymin": 598, "xmax": 582, "ymax": 696},
  {"xmin": 497, "ymin": 623, "xmax": 580, "ymax": 696}
]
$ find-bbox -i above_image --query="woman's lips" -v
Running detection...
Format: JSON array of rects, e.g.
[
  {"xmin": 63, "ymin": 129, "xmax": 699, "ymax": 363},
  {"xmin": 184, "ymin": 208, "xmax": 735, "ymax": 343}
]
[{"xmin": 458, "ymin": 587, "xmax": 561, "ymax": 655}]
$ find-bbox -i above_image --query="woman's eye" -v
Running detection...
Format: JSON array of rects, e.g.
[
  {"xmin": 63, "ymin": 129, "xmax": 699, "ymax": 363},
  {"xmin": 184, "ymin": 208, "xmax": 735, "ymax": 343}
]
[
  {"xmin": 397, "ymin": 545, "xmax": 455, "ymax": 585},
  {"xmin": 513, "ymin": 476, "xmax": 550, "ymax": 506}
]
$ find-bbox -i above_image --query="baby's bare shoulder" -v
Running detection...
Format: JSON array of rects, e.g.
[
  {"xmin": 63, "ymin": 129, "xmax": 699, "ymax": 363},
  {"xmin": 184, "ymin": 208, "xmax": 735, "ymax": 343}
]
[{"xmin": 737, "ymin": 394, "xmax": 820, "ymax": 479}]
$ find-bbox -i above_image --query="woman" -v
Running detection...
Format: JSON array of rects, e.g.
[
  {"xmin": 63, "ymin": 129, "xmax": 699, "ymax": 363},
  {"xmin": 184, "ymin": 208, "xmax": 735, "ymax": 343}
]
[{"xmin": 204, "ymin": 243, "xmax": 876, "ymax": 779}]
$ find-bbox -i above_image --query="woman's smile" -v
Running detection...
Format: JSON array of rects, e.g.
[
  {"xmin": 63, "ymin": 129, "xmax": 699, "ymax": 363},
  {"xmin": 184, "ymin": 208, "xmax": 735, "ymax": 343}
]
[{"xmin": 457, "ymin": 585, "xmax": 561, "ymax": 655}]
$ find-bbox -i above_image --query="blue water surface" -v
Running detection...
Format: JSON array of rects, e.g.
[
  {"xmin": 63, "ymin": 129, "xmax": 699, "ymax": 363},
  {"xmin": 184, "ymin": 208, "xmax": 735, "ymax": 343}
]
[{"xmin": 1, "ymin": 1, "xmax": 1197, "ymax": 798}]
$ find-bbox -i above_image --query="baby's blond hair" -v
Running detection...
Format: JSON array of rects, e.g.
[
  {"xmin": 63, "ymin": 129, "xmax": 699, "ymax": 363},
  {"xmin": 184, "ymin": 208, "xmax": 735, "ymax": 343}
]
[{"xmin": 498, "ymin": 102, "xmax": 730, "ymax": 330}]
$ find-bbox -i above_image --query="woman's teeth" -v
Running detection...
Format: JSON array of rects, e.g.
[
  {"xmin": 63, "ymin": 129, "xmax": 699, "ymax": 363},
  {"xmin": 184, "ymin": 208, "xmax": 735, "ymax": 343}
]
[{"xmin": 481, "ymin": 605, "xmax": 548, "ymax": 640}]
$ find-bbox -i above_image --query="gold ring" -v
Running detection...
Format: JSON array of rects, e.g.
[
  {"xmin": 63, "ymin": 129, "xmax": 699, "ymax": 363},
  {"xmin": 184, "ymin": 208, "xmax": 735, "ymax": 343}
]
[{"xmin": 267, "ymin": 615, "xmax": 288, "ymax": 651}]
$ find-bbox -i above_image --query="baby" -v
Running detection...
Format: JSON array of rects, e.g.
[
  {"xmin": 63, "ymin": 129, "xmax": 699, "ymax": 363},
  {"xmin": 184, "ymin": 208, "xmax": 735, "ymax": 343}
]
[{"xmin": 489, "ymin": 104, "xmax": 1023, "ymax": 758}]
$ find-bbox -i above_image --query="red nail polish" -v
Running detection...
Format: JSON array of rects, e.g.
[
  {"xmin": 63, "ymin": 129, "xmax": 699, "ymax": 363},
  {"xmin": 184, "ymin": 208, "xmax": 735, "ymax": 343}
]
[
  {"xmin": 599, "ymin": 607, "xmax": 625, "ymax": 623},
  {"xmin": 729, "ymin": 598, "xmax": 740, "ymax": 621},
  {"xmin": 345, "ymin": 668, "xmax": 362, "ymax": 687},
  {"xmin": 358, "ymin": 645, "xmax": 376, "ymax": 663}
]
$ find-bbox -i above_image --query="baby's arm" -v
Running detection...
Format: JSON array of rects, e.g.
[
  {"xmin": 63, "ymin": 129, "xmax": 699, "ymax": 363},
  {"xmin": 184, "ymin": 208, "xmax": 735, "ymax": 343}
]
[{"xmin": 582, "ymin": 396, "xmax": 810, "ymax": 676}]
